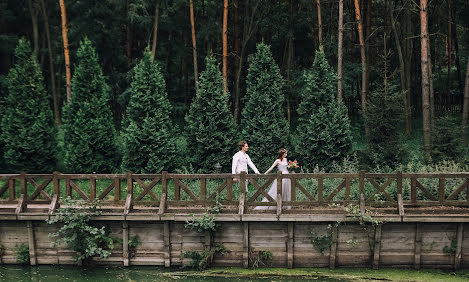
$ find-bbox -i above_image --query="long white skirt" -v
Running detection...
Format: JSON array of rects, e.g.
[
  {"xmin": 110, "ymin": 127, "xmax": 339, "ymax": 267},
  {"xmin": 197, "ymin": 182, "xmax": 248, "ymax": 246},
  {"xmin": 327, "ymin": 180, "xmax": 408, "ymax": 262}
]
[{"xmin": 255, "ymin": 177, "xmax": 291, "ymax": 210}]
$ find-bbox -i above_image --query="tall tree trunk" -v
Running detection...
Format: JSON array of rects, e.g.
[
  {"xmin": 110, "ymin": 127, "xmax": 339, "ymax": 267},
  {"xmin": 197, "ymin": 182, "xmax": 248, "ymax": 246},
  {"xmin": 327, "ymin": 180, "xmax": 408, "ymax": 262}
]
[
  {"xmin": 28, "ymin": 0, "xmax": 39, "ymax": 58},
  {"xmin": 403, "ymin": 1, "xmax": 413, "ymax": 132},
  {"xmin": 390, "ymin": 1, "xmax": 410, "ymax": 136},
  {"xmin": 452, "ymin": 9, "xmax": 463, "ymax": 95},
  {"xmin": 189, "ymin": 0, "xmax": 199, "ymax": 93},
  {"xmin": 365, "ymin": 0, "xmax": 372, "ymax": 69},
  {"xmin": 234, "ymin": 0, "xmax": 260, "ymax": 123},
  {"xmin": 354, "ymin": 0, "xmax": 369, "ymax": 138},
  {"xmin": 125, "ymin": 0, "xmax": 132, "ymax": 66},
  {"xmin": 59, "ymin": 0, "xmax": 71, "ymax": 103},
  {"xmin": 462, "ymin": 60, "xmax": 469, "ymax": 146},
  {"xmin": 420, "ymin": 0, "xmax": 432, "ymax": 161},
  {"xmin": 222, "ymin": 0, "xmax": 228, "ymax": 94},
  {"xmin": 427, "ymin": 19, "xmax": 434, "ymax": 128},
  {"xmin": 447, "ymin": 0, "xmax": 452, "ymax": 96},
  {"xmin": 316, "ymin": 0, "xmax": 322, "ymax": 46},
  {"xmin": 337, "ymin": 0, "xmax": 344, "ymax": 102},
  {"xmin": 40, "ymin": 0, "xmax": 60, "ymax": 125},
  {"xmin": 151, "ymin": 0, "xmax": 161, "ymax": 60}
]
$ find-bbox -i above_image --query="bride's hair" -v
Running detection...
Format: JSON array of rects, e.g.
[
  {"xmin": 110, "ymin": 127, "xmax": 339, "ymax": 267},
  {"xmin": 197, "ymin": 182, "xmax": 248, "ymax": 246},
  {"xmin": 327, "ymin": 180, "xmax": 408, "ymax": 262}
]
[{"xmin": 277, "ymin": 148, "xmax": 287, "ymax": 160}]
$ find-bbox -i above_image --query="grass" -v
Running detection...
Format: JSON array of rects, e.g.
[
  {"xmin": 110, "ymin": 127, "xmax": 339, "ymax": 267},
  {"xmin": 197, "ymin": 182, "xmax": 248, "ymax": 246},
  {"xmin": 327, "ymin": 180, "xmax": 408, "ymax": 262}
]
[{"xmin": 169, "ymin": 267, "xmax": 469, "ymax": 281}]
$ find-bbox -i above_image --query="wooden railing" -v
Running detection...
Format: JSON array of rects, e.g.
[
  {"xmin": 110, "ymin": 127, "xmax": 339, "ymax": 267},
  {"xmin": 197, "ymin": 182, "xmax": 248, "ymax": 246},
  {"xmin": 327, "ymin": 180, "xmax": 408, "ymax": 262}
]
[{"xmin": 1, "ymin": 171, "xmax": 469, "ymax": 215}]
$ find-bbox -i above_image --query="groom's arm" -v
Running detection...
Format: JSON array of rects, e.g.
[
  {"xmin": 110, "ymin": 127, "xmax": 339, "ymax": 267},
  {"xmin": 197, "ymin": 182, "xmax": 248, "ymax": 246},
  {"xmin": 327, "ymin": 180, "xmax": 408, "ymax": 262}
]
[{"xmin": 247, "ymin": 155, "xmax": 260, "ymax": 174}]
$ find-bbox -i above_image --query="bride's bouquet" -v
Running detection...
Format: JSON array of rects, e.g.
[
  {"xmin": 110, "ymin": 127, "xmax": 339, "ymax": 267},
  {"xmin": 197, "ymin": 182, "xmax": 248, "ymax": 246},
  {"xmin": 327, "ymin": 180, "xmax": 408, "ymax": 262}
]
[{"xmin": 287, "ymin": 160, "xmax": 299, "ymax": 173}]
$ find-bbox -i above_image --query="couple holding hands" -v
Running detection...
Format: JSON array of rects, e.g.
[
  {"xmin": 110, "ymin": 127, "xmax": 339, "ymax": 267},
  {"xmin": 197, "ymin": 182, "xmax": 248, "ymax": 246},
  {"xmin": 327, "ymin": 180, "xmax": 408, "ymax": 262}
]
[{"xmin": 231, "ymin": 140, "xmax": 292, "ymax": 210}]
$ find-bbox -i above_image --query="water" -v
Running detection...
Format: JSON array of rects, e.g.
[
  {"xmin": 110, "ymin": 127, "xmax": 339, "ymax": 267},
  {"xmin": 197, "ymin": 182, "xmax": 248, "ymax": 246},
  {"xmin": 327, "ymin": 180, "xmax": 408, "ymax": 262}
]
[{"xmin": 0, "ymin": 266, "xmax": 349, "ymax": 282}]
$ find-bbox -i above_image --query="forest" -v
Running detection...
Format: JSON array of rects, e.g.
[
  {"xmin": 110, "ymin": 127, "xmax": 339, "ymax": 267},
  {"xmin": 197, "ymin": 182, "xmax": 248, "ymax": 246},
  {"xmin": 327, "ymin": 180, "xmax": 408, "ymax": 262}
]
[{"xmin": 0, "ymin": 0, "xmax": 468, "ymax": 174}]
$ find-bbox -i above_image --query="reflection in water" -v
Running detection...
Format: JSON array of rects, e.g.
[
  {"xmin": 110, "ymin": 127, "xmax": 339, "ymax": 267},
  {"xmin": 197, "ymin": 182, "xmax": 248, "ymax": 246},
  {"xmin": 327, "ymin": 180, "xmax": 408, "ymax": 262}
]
[{"xmin": 0, "ymin": 265, "xmax": 349, "ymax": 281}]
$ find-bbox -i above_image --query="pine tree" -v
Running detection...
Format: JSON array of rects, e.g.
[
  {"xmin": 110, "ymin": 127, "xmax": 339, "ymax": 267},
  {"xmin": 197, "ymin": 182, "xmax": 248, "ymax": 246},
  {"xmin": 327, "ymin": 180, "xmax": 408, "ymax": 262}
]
[
  {"xmin": 365, "ymin": 79, "xmax": 406, "ymax": 168},
  {"xmin": 296, "ymin": 48, "xmax": 352, "ymax": 171},
  {"xmin": 0, "ymin": 75, "xmax": 6, "ymax": 171},
  {"xmin": 185, "ymin": 55, "xmax": 236, "ymax": 172},
  {"xmin": 62, "ymin": 38, "xmax": 117, "ymax": 173},
  {"xmin": 240, "ymin": 43, "xmax": 289, "ymax": 170},
  {"xmin": 121, "ymin": 50, "xmax": 175, "ymax": 173},
  {"xmin": 1, "ymin": 38, "xmax": 57, "ymax": 172}
]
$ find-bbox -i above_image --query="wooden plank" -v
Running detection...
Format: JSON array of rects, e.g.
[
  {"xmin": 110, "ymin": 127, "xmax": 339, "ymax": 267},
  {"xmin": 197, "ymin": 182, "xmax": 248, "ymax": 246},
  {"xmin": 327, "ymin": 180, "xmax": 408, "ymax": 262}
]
[
  {"xmin": 439, "ymin": 178, "xmax": 445, "ymax": 204},
  {"xmin": 447, "ymin": 179, "xmax": 469, "ymax": 201},
  {"xmin": 16, "ymin": 194, "xmax": 26, "ymax": 215},
  {"xmin": 415, "ymin": 180, "xmax": 438, "ymax": 201},
  {"xmin": 398, "ymin": 194, "xmax": 404, "ymax": 219},
  {"xmin": 53, "ymin": 172, "xmax": 60, "ymax": 199},
  {"xmin": 70, "ymin": 180, "xmax": 89, "ymax": 200},
  {"xmin": 411, "ymin": 177, "xmax": 416, "ymax": 203},
  {"xmin": 277, "ymin": 193, "xmax": 282, "ymax": 217},
  {"xmin": 158, "ymin": 193, "xmax": 166, "ymax": 215},
  {"xmin": 176, "ymin": 179, "xmax": 198, "ymax": 201},
  {"xmin": 360, "ymin": 193, "xmax": 365, "ymax": 215},
  {"xmin": 226, "ymin": 178, "xmax": 233, "ymax": 201},
  {"xmin": 207, "ymin": 180, "xmax": 227, "ymax": 200},
  {"xmin": 126, "ymin": 171, "xmax": 133, "ymax": 195},
  {"xmin": 397, "ymin": 171, "xmax": 403, "ymax": 194},
  {"xmin": 124, "ymin": 194, "xmax": 132, "ymax": 216},
  {"xmin": 318, "ymin": 177, "xmax": 323, "ymax": 202},
  {"xmin": 243, "ymin": 222, "xmax": 249, "ymax": 268},
  {"xmin": 246, "ymin": 178, "xmax": 274, "ymax": 203},
  {"xmin": 123, "ymin": 221, "xmax": 129, "ymax": 266},
  {"xmin": 27, "ymin": 221, "xmax": 37, "ymax": 265},
  {"xmin": 329, "ymin": 224, "xmax": 338, "ymax": 269},
  {"xmin": 455, "ymin": 223, "xmax": 463, "ymax": 270},
  {"xmin": 134, "ymin": 177, "xmax": 160, "ymax": 201},
  {"xmin": 48, "ymin": 194, "xmax": 59, "ymax": 216},
  {"xmin": 414, "ymin": 223, "xmax": 422, "ymax": 269},
  {"xmin": 200, "ymin": 178, "xmax": 206, "ymax": 200},
  {"xmin": 9, "ymin": 178, "xmax": 16, "ymax": 201},
  {"xmin": 20, "ymin": 172, "xmax": 27, "ymax": 197},
  {"xmin": 65, "ymin": 178, "xmax": 71, "ymax": 197},
  {"xmin": 373, "ymin": 225, "xmax": 382, "ymax": 269},
  {"xmin": 114, "ymin": 178, "xmax": 121, "ymax": 201},
  {"xmin": 90, "ymin": 177, "xmax": 96, "ymax": 201},
  {"xmin": 164, "ymin": 221, "xmax": 171, "ymax": 267},
  {"xmin": 359, "ymin": 170, "xmax": 365, "ymax": 195},
  {"xmin": 366, "ymin": 178, "xmax": 395, "ymax": 203},
  {"xmin": 238, "ymin": 193, "xmax": 245, "ymax": 216},
  {"xmin": 345, "ymin": 177, "xmax": 351, "ymax": 200},
  {"xmin": 325, "ymin": 179, "xmax": 346, "ymax": 201},
  {"xmin": 287, "ymin": 222, "xmax": 293, "ymax": 268}
]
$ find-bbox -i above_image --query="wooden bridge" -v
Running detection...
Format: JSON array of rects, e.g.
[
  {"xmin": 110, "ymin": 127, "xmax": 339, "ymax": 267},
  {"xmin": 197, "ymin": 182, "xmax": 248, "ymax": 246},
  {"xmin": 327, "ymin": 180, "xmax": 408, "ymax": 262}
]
[{"xmin": 1, "ymin": 171, "xmax": 469, "ymax": 269}]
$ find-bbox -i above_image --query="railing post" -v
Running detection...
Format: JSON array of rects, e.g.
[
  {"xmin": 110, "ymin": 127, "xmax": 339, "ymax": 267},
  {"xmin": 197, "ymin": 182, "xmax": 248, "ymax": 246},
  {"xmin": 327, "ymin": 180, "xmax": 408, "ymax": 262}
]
[
  {"xmin": 411, "ymin": 177, "xmax": 417, "ymax": 203},
  {"xmin": 114, "ymin": 177, "xmax": 121, "ymax": 202},
  {"xmin": 126, "ymin": 171, "xmax": 133, "ymax": 195},
  {"xmin": 397, "ymin": 171, "xmax": 403, "ymax": 195},
  {"xmin": 226, "ymin": 177, "xmax": 233, "ymax": 201},
  {"xmin": 20, "ymin": 172, "xmax": 27, "ymax": 198},
  {"xmin": 53, "ymin": 171, "xmax": 60, "ymax": 199},
  {"xmin": 439, "ymin": 178, "xmax": 445, "ymax": 204},
  {"xmin": 65, "ymin": 177, "xmax": 71, "ymax": 198},
  {"xmin": 276, "ymin": 171, "xmax": 282, "ymax": 216},
  {"xmin": 318, "ymin": 176, "xmax": 323, "ymax": 202},
  {"xmin": 238, "ymin": 172, "xmax": 246, "ymax": 215},
  {"xmin": 8, "ymin": 177, "xmax": 16, "ymax": 201},
  {"xmin": 90, "ymin": 176, "xmax": 96, "ymax": 201},
  {"xmin": 159, "ymin": 171, "xmax": 167, "ymax": 215},
  {"xmin": 200, "ymin": 178, "xmax": 206, "ymax": 201},
  {"xmin": 359, "ymin": 170, "xmax": 365, "ymax": 211}
]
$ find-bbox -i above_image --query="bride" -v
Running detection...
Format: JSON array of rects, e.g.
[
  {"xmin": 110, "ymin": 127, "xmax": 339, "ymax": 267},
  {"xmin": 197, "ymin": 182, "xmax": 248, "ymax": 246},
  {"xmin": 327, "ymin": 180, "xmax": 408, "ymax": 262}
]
[{"xmin": 255, "ymin": 148, "xmax": 291, "ymax": 210}]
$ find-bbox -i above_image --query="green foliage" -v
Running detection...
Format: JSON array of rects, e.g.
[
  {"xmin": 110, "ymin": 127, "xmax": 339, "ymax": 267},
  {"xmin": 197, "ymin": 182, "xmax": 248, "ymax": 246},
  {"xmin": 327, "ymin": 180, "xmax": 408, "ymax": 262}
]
[
  {"xmin": 364, "ymin": 78, "xmax": 406, "ymax": 169},
  {"xmin": 185, "ymin": 194, "xmax": 223, "ymax": 233},
  {"xmin": 46, "ymin": 198, "xmax": 116, "ymax": 263},
  {"xmin": 1, "ymin": 38, "xmax": 57, "ymax": 173},
  {"xmin": 185, "ymin": 55, "xmax": 236, "ymax": 173},
  {"xmin": 443, "ymin": 240, "xmax": 457, "ymax": 254},
  {"xmin": 249, "ymin": 249, "xmax": 273, "ymax": 269},
  {"xmin": 183, "ymin": 244, "xmax": 228, "ymax": 270},
  {"xmin": 311, "ymin": 223, "xmax": 337, "ymax": 256},
  {"xmin": 240, "ymin": 43, "xmax": 290, "ymax": 170},
  {"xmin": 14, "ymin": 243, "xmax": 29, "ymax": 265},
  {"xmin": 431, "ymin": 115, "xmax": 464, "ymax": 163},
  {"xmin": 128, "ymin": 235, "xmax": 141, "ymax": 258},
  {"xmin": 344, "ymin": 204, "xmax": 382, "ymax": 226},
  {"xmin": 121, "ymin": 50, "xmax": 175, "ymax": 173},
  {"xmin": 296, "ymin": 48, "xmax": 352, "ymax": 171},
  {"xmin": 61, "ymin": 38, "xmax": 118, "ymax": 173}
]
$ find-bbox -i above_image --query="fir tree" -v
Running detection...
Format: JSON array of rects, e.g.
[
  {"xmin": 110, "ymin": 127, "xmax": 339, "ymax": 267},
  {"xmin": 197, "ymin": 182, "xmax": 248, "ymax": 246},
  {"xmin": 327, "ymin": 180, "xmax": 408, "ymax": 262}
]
[
  {"xmin": 1, "ymin": 39, "xmax": 57, "ymax": 172},
  {"xmin": 296, "ymin": 48, "xmax": 352, "ymax": 171},
  {"xmin": 185, "ymin": 55, "xmax": 236, "ymax": 172},
  {"xmin": 240, "ymin": 43, "xmax": 289, "ymax": 170},
  {"xmin": 121, "ymin": 50, "xmax": 175, "ymax": 173},
  {"xmin": 365, "ymin": 79, "xmax": 406, "ymax": 168},
  {"xmin": 0, "ymin": 75, "xmax": 6, "ymax": 171},
  {"xmin": 62, "ymin": 38, "xmax": 117, "ymax": 173}
]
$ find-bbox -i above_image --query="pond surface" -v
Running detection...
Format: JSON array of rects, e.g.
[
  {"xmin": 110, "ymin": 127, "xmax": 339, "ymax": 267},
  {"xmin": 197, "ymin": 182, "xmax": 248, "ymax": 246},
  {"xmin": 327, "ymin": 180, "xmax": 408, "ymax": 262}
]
[{"xmin": 0, "ymin": 265, "xmax": 349, "ymax": 282}]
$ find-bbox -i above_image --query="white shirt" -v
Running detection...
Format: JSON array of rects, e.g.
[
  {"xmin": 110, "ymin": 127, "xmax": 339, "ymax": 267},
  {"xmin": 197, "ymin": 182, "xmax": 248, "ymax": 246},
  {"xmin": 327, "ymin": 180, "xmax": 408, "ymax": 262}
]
[{"xmin": 232, "ymin": 151, "xmax": 260, "ymax": 174}]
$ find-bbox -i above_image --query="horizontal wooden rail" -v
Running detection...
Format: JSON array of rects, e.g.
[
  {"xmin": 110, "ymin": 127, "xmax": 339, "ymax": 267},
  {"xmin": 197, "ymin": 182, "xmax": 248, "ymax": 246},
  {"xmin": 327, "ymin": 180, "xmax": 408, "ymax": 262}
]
[{"xmin": 1, "ymin": 171, "xmax": 469, "ymax": 216}]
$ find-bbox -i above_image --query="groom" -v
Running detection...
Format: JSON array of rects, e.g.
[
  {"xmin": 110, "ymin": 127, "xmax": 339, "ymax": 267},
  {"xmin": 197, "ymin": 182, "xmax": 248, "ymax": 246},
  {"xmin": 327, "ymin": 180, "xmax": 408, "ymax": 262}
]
[{"xmin": 232, "ymin": 140, "xmax": 260, "ymax": 191}]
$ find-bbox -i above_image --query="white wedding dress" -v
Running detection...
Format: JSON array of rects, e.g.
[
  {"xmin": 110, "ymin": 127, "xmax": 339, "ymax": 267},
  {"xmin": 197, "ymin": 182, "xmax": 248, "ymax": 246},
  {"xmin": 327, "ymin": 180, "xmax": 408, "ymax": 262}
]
[{"xmin": 255, "ymin": 158, "xmax": 291, "ymax": 210}]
